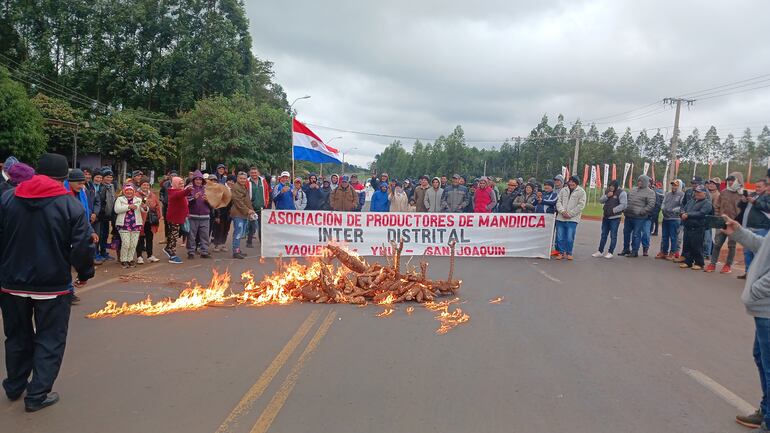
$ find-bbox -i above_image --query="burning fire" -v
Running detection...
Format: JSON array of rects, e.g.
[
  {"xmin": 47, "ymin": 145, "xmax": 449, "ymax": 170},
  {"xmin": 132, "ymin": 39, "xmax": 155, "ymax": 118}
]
[
  {"xmin": 86, "ymin": 270, "xmax": 232, "ymax": 318},
  {"xmin": 88, "ymin": 242, "xmax": 470, "ymax": 333},
  {"xmin": 489, "ymin": 296, "xmax": 504, "ymax": 304}
]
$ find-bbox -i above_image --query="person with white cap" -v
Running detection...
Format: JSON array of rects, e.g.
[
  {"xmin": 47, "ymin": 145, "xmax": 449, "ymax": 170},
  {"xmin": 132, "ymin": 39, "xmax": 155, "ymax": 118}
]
[{"xmin": 272, "ymin": 171, "xmax": 296, "ymax": 210}]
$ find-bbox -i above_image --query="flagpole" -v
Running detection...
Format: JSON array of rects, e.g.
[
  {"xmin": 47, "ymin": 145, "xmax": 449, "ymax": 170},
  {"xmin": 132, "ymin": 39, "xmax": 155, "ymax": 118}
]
[{"xmin": 289, "ymin": 95, "xmax": 311, "ymax": 180}]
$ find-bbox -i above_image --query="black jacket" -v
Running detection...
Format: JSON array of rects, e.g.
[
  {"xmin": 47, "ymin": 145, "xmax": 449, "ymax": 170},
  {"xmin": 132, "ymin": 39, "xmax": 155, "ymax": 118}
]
[
  {"xmin": 681, "ymin": 197, "xmax": 713, "ymax": 229},
  {"xmin": 0, "ymin": 175, "xmax": 95, "ymax": 295}
]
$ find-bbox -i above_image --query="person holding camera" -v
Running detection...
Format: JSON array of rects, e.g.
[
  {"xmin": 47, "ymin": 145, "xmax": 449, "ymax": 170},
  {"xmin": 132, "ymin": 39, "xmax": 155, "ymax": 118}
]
[{"xmin": 722, "ymin": 196, "xmax": 770, "ymax": 430}]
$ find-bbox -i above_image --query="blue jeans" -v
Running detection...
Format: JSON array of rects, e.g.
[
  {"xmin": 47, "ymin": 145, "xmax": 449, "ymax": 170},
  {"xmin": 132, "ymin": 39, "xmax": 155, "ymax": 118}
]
[
  {"xmin": 622, "ymin": 217, "xmax": 646, "ymax": 253},
  {"xmin": 598, "ymin": 218, "xmax": 620, "ymax": 254},
  {"xmin": 755, "ymin": 317, "xmax": 770, "ymax": 425},
  {"xmin": 703, "ymin": 228, "xmax": 713, "ymax": 259},
  {"xmin": 660, "ymin": 219, "xmax": 680, "ymax": 254},
  {"xmin": 641, "ymin": 219, "xmax": 651, "ymax": 249},
  {"xmin": 232, "ymin": 218, "xmax": 248, "ymax": 252},
  {"xmin": 556, "ymin": 221, "xmax": 578, "ymax": 255},
  {"xmin": 746, "ymin": 228, "xmax": 770, "ymax": 271}
]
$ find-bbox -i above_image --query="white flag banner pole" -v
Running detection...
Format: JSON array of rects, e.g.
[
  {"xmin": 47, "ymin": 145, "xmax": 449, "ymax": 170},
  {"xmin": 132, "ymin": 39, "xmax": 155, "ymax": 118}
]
[
  {"xmin": 622, "ymin": 163, "xmax": 631, "ymax": 188},
  {"xmin": 725, "ymin": 160, "xmax": 730, "ymax": 178},
  {"xmin": 603, "ymin": 163, "xmax": 610, "ymax": 187},
  {"xmin": 693, "ymin": 161, "xmax": 698, "ymax": 178},
  {"xmin": 561, "ymin": 166, "xmax": 567, "ymax": 179},
  {"xmin": 589, "ymin": 165, "xmax": 597, "ymax": 189},
  {"xmin": 662, "ymin": 161, "xmax": 670, "ymax": 191},
  {"xmin": 642, "ymin": 162, "xmax": 650, "ymax": 176}
]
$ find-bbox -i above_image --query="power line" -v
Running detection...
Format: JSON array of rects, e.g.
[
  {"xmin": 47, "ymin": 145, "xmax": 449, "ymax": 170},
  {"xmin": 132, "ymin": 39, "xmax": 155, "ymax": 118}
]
[
  {"xmin": 697, "ymin": 82, "xmax": 770, "ymax": 101},
  {"xmin": 580, "ymin": 100, "xmax": 663, "ymax": 123},
  {"xmin": 676, "ymin": 72, "xmax": 770, "ymax": 98}
]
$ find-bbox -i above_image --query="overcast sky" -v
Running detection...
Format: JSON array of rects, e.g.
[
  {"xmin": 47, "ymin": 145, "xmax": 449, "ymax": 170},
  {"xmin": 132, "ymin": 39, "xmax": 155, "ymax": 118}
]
[{"xmin": 246, "ymin": 0, "xmax": 770, "ymax": 168}]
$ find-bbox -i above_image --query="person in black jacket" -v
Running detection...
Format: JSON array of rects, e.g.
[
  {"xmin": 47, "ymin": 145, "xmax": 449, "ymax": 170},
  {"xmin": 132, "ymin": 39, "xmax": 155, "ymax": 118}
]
[
  {"xmin": 678, "ymin": 185, "xmax": 713, "ymax": 270},
  {"xmin": 0, "ymin": 153, "xmax": 95, "ymax": 412}
]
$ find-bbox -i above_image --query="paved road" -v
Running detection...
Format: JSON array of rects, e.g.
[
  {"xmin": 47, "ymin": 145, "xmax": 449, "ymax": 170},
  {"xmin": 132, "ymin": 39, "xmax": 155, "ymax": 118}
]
[{"xmin": 1, "ymin": 220, "xmax": 761, "ymax": 433}]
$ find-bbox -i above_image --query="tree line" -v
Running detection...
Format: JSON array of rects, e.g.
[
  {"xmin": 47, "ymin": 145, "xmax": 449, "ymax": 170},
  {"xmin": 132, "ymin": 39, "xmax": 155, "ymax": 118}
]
[
  {"xmin": 0, "ymin": 0, "xmax": 314, "ymax": 176},
  {"xmin": 373, "ymin": 115, "xmax": 770, "ymax": 182}
]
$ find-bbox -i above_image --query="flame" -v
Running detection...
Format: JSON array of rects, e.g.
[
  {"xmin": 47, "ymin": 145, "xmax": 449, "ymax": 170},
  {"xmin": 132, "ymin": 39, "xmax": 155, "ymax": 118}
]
[
  {"xmin": 423, "ymin": 297, "xmax": 460, "ymax": 311},
  {"xmin": 377, "ymin": 308, "xmax": 395, "ymax": 317},
  {"xmin": 238, "ymin": 261, "xmax": 320, "ymax": 306},
  {"xmin": 377, "ymin": 293, "xmax": 396, "ymax": 305},
  {"xmin": 406, "ymin": 306, "xmax": 415, "ymax": 315},
  {"xmin": 86, "ymin": 270, "xmax": 232, "ymax": 318},
  {"xmin": 434, "ymin": 306, "xmax": 470, "ymax": 334},
  {"xmin": 489, "ymin": 296, "xmax": 504, "ymax": 304}
]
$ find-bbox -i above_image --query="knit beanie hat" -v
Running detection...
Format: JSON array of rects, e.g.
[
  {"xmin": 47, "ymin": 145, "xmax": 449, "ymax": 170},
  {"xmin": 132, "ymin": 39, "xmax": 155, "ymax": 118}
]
[
  {"xmin": 37, "ymin": 153, "xmax": 69, "ymax": 180},
  {"xmin": 7, "ymin": 162, "xmax": 35, "ymax": 184},
  {"xmin": 68, "ymin": 168, "xmax": 86, "ymax": 182}
]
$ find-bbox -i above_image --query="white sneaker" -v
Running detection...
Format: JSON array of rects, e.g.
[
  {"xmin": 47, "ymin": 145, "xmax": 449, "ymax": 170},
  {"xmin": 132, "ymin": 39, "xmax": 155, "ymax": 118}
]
[
  {"xmin": 147, "ymin": 256, "xmax": 160, "ymax": 263},
  {"xmin": 136, "ymin": 257, "xmax": 144, "ymax": 264},
  {"xmin": 591, "ymin": 251, "xmax": 603, "ymax": 258},
  {"xmin": 604, "ymin": 253, "xmax": 613, "ymax": 259}
]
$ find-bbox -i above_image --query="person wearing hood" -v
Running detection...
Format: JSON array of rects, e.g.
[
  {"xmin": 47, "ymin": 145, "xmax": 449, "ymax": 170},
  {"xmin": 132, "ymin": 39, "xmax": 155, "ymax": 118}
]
[
  {"xmin": 0, "ymin": 153, "xmax": 95, "ymax": 412},
  {"xmin": 293, "ymin": 178, "xmax": 307, "ymax": 210},
  {"xmin": 701, "ymin": 177, "xmax": 722, "ymax": 262},
  {"xmin": 389, "ymin": 181, "xmax": 410, "ymax": 212},
  {"xmin": 303, "ymin": 173, "xmax": 324, "ymax": 210},
  {"xmin": 350, "ymin": 174, "xmax": 366, "ymax": 211},
  {"xmin": 96, "ymin": 168, "xmax": 117, "ymax": 261},
  {"xmin": 330, "ymin": 173, "xmax": 340, "ymax": 191},
  {"xmin": 706, "ymin": 173, "xmax": 743, "ymax": 273},
  {"xmin": 186, "ymin": 170, "xmax": 212, "ymax": 259},
  {"xmin": 657, "ymin": 179, "xmax": 685, "ymax": 259},
  {"xmin": 512, "ymin": 183, "xmax": 536, "ymax": 213},
  {"xmin": 272, "ymin": 171, "xmax": 296, "ymax": 210},
  {"xmin": 215, "ymin": 164, "xmax": 227, "ymax": 184},
  {"xmin": 473, "ymin": 177, "xmax": 496, "ymax": 213},
  {"xmin": 593, "ymin": 180, "xmax": 627, "ymax": 259},
  {"xmin": 678, "ymin": 185, "xmax": 713, "ymax": 270},
  {"xmin": 535, "ymin": 180, "xmax": 558, "ymax": 214},
  {"xmin": 413, "ymin": 176, "xmax": 430, "ymax": 212},
  {"xmin": 424, "ymin": 177, "xmax": 443, "ymax": 212},
  {"xmin": 320, "ymin": 179, "xmax": 332, "ymax": 210},
  {"xmin": 554, "ymin": 175, "xmax": 587, "ymax": 260},
  {"xmin": 553, "ymin": 174, "xmax": 565, "ymax": 194},
  {"xmin": 620, "ymin": 175, "xmax": 656, "ymax": 257},
  {"xmin": 370, "ymin": 183, "xmax": 391, "ymax": 212}
]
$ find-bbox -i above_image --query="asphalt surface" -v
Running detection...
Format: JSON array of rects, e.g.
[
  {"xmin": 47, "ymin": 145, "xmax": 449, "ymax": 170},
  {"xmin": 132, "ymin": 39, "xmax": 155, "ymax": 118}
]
[{"xmin": 1, "ymin": 220, "xmax": 762, "ymax": 433}]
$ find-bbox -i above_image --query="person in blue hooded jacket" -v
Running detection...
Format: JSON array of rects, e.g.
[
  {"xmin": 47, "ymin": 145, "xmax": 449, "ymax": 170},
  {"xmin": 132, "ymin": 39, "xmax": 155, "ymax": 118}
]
[
  {"xmin": 370, "ymin": 183, "xmax": 390, "ymax": 212},
  {"xmin": 303, "ymin": 173, "xmax": 324, "ymax": 210},
  {"xmin": 271, "ymin": 171, "xmax": 296, "ymax": 210}
]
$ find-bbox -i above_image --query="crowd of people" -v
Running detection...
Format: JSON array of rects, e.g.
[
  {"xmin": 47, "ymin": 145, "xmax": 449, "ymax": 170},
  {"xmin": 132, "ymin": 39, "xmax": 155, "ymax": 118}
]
[
  {"xmin": 6, "ymin": 151, "xmax": 770, "ymax": 423},
  {"xmin": 588, "ymin": 171, "xmax": 768, "ymax": 280}
]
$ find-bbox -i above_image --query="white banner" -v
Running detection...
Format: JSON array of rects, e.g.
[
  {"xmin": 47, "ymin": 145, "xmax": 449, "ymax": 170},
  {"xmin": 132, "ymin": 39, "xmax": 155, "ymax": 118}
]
[
  {"xmin": 643, "ymin": 162, "xmax": 650, "ymax": 176},
  {"xmin": 589, "ymin": 165, "xmax": 597, "ymax": 188},
  {"xmin": 622, "ymin": 163, "xmax": 631, "ymax": 188},
  {"xmin": 261, "ymin": 210, "xmax": 556, "ymax": 258},
  {"xmin": 603, "ymin": 163, "xmax": 609, "ymax": 188},
  {"xmin": 561, "ymin": 166, "xmax": 567, "ymax": 179}
]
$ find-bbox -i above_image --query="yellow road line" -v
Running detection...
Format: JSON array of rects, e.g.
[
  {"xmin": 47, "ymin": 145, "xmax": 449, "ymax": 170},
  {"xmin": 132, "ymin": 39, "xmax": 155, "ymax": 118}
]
[
  {"xmin": 214, "ymin": 310, "xmax": 321, "ymax": 433},
  {"xmin": 249, "ymin": 310, "xmax": 337, "ymax": 433}
]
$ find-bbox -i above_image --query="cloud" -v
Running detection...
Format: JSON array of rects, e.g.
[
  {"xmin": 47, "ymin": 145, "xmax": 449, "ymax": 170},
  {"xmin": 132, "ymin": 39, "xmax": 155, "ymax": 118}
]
[{"xmin": 246, "ymin": 0, "xmax": 770, "ymax": 167}]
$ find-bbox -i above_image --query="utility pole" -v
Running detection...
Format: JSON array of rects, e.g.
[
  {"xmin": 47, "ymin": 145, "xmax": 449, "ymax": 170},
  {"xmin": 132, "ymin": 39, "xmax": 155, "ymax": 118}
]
[
  {"xmin": 571, "ymin": 134, "xmax": 580, "ymax": 176},
  {"xmin": 663, "ymin": 97, "xmax": 695, "ymax": 191}
]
